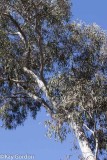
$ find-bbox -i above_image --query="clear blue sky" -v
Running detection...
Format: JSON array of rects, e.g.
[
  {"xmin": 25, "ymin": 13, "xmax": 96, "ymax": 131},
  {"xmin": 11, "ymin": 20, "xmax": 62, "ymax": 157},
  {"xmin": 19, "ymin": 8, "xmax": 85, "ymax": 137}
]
[{"xmin": 0, "ymin": 1, "xmax": 107, "ymax": 160}]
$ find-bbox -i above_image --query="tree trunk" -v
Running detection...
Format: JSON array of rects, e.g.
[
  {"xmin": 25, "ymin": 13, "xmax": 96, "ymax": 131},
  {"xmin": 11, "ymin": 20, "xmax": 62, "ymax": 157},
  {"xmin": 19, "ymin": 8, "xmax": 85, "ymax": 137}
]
[{"xmin": 70, "ymin": 121, "xmax": 96, "ymax": 160}]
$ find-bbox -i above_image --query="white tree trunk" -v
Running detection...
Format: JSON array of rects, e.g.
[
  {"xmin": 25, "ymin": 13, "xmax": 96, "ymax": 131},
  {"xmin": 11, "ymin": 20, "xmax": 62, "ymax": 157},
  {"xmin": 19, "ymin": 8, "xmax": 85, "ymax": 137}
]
[
  {"xmin": 22, "ymin": 67, "xmax": 96, "ymax": 159},
  {"xmin": 70, "ymin": 121, "xmax": 96, "ymax": 160}
]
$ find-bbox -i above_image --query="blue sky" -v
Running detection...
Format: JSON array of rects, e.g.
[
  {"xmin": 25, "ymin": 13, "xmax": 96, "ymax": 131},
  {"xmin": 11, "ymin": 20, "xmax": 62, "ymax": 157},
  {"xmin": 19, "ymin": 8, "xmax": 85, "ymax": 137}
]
[{"xmin": 0, "ymin": 1, "xmax": 107, "ymax": 160}]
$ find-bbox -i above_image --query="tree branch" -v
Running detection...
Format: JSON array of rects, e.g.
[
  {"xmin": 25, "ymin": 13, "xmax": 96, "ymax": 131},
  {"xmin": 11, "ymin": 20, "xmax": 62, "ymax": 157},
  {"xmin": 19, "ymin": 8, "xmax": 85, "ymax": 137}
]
[
  {"xmin": 35, "ymin": 12, "xmax": 44, "ymax": 80},
  {"xmin": 94, "ymin": 120, "xmax": 99, "ymax": 160},
  {"xmin": 3, "ymin": 13, "xmax": 28, "ymax": 47},
  {"xmin": 24, "ymin": 91, "xmax": 54, "ymax": 114},
  {"xmin": 23, "ymin": 67, "xmax": 56, "ymax": 110},
  {"xmin": 0, "ymin": 77, "xmax": 36, "ymax": 84},
  {"xmin": 83, "ymin": 123, "xmax": 94, "ymax": 135},
  {"xmin": 16, "ymin": 83, "xmax": 54, "ymax": 114},
  {"xmin": 95, "ymin": 137, "xmax": 98, "ymax": 160}
]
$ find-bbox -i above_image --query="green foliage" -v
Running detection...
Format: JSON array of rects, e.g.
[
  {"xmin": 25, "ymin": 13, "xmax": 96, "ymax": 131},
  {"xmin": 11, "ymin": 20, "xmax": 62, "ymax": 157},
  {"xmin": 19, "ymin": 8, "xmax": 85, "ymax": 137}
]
[
  {"xmin": 0, "ymin": 97, "xmax": 41, "ymax": 129},
  {"xmin": 0, "ymin": 0, "xmax": 107, "ymax": 157},
  {"xmin": 0, "ymin": 0, "xmax": 72, "ymax": 129}
]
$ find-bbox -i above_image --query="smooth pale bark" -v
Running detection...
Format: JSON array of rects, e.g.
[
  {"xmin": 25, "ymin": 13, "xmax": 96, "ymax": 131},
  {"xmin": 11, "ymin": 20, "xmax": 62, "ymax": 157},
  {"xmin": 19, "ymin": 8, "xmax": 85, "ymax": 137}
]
[
  {"xmin": 23, "ymin": 67, "xmax": 57, "ymax": 110},
  {"xmin": 23, "ymin": 67, "xmax": 96, "ymax": 159},
  {"xmin": 70, "ymin": 121, "xmax": 96, "ymax": 160}
]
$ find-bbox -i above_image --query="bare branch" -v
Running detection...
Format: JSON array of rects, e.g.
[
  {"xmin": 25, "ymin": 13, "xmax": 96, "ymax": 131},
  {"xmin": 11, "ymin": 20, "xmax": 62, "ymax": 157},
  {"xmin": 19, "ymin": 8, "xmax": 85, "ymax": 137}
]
[
  {"xmin": 34, "ymin": 12, "xmax": 44, "ymax": 80},
  {"xmin": 16, "ymin": 82, "xmax": 54, "ymax": 113},
  {"xmin": 23, "ymin": 67, "xmax": 47, "ymax": 92},
  {"xmin": 83, "ymin": 123, "xmax": 94, "ymax": 135},
  {"xmin": 9, "ymin": 78, "xmax": 27, "ymax": 83},
  {"xmin": 0, "ymin": 77, "xmax": 36, "ymax": 84},
  {"xmin": 3, "ymin": 13, "xmax": 28, "ymax": 47},
  {"xmin": 95, "ymin": 137, "xmax": 98, "ymax": 160},
  {"xmin": 24, "ymin": 91, "xmax": 54, "ymax": 113},
  {"xmin": 23, "ymin": 67, "xmax": 56, "ymax": 110}
]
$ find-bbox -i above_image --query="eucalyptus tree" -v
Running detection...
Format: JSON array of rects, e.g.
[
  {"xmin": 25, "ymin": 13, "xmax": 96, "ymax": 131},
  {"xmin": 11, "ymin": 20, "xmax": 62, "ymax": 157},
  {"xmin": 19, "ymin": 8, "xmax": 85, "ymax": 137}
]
[{"xmin": 0, "ymin": 0, "xmax": 107, "ymax": 160}]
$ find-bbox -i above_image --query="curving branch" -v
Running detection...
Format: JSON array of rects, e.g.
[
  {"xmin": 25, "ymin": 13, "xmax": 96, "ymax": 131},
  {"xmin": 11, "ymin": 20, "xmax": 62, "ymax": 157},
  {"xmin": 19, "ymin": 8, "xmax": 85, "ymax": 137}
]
[
  {"xmin": 16, "ymin": 84, "xmax": 54, "ymax": 114},
  {"xmin": 3, "ymin": 13, "xmax": 28, "ymax": 47},
  {"xmin": 23, "ymin": 67, "xmax": 57, "ymax": 110},
  {"xmin": 83, "ymin": 123, "xmax": 94, "ymax": 135}
]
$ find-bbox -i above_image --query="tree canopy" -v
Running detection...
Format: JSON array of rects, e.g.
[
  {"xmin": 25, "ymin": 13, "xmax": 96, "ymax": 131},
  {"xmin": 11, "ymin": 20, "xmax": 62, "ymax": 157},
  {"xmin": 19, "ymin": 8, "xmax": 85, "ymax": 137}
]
[{"xmin": 0, "ymin": 0, "xmax": 107, "ymax": 159}]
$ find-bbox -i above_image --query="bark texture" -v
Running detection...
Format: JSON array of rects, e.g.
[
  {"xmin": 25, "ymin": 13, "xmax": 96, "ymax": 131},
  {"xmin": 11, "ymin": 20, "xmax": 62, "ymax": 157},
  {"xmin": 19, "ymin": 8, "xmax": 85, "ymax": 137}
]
[{"xmin": 70, "ymin": 121, "xmax": 96, "ymax": 160}]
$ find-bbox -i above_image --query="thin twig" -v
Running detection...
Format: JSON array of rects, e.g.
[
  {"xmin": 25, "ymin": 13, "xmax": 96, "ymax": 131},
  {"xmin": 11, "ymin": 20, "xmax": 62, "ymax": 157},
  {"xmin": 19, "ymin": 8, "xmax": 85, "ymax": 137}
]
[{"xmin": 83, "ymin": 123, "xmax": 94, "ymax": 135}]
